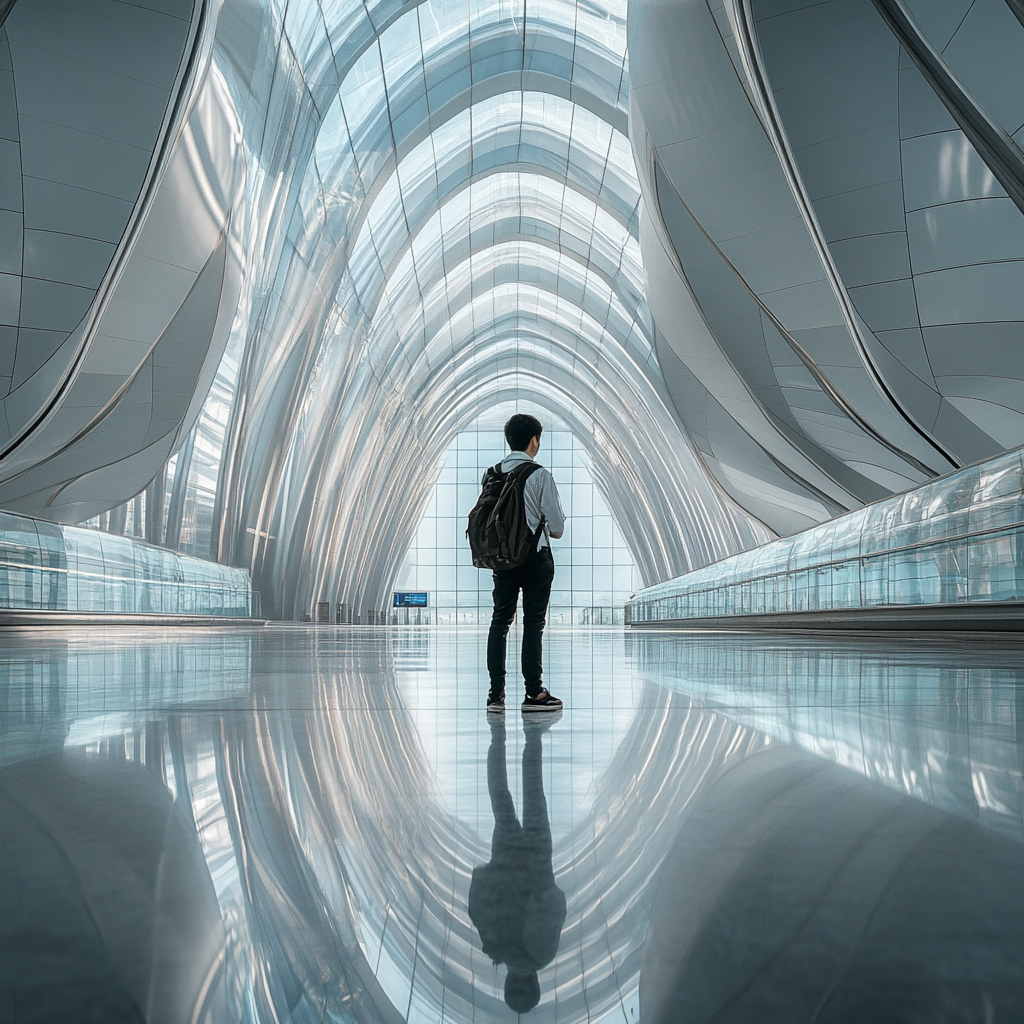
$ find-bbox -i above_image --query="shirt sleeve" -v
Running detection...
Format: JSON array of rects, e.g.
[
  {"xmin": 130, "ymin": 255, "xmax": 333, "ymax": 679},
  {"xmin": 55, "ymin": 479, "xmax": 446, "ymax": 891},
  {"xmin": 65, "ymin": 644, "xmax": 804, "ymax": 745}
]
[{"xmin": 538, "ymin": 469, "xmax": 565, "ymax": 536}]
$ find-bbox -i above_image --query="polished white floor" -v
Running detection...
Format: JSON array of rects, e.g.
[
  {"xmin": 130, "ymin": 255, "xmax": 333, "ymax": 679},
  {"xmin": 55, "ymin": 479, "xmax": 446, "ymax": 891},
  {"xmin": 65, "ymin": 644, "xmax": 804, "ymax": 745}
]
[{"xmin": 2, "ymin": 625, "xmax": 1024, "ymax": 1022}]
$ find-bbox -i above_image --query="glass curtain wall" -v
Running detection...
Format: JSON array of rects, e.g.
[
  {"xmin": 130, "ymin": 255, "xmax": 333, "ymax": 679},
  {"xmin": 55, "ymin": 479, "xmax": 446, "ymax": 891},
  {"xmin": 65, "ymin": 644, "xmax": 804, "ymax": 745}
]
[
  {"xmin": 396, "ymin": 414, "xmax": 640, "ymax": 624},
  {"xmin": 0, "ymin": 511, "xmax": 252, "ymax": 616},
  {"xmin": 629, "ymin": 445, "xmax": 1024, "ymax": 624}
]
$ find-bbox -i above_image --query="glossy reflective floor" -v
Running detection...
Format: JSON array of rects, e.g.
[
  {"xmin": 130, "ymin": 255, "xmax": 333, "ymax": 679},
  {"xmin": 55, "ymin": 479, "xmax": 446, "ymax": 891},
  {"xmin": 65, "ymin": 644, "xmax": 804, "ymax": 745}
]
[{"xmin": 3, "ymin": 626, "xmax": 1024, "ymax": 1022}]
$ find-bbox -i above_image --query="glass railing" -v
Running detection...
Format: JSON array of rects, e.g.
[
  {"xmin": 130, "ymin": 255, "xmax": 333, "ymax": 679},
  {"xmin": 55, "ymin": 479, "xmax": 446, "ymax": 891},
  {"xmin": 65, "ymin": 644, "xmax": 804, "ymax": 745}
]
[
  {"xmin": 628, "ymin": 447, "xmax": 1024, "ymax": 623},
  {"xmin": 0, "ymin": 511, "xmax": 252, "ymax": 616}
]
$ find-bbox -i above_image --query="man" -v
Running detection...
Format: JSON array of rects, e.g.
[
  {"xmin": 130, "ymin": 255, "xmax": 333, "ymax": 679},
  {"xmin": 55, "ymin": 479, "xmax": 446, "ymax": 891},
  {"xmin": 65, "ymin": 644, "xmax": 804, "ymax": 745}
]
[{"xmin": 485, "ymin": 413, "xmax": 565, "ymax": 713}]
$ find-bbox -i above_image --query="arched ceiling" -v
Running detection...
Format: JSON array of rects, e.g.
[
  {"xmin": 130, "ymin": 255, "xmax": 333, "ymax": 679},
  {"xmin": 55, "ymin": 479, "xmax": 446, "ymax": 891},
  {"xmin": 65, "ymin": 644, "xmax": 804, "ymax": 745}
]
[
  {"xmin": 0, "ymin": 0, "xmax": 772, "ymax": 615},
  {"xmin": 202, "ymin": 0, "xmax": 769, "ymax": 617}
]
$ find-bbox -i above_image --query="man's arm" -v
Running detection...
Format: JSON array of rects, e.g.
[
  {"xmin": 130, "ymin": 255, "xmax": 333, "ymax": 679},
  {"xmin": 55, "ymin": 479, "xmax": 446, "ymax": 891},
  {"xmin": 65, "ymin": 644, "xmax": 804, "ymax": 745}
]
[{"xmin": 539, "ymin": 470, "xmax": 565, "ymax": 539}]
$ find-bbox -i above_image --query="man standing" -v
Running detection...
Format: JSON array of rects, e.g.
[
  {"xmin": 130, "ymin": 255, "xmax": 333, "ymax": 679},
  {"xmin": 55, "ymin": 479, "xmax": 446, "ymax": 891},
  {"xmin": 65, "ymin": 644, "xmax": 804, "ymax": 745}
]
[{"xmin": 485, "ymin": 414, "xmax": 565, "ymax": 713}]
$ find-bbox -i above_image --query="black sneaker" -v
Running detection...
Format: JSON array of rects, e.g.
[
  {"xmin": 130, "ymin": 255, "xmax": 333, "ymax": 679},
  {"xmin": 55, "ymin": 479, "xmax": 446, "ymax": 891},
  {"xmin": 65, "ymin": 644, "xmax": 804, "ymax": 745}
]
[
  {"xmin": 486, "ymin": 691, "xmax": 505, "ymax": 714},
  {"xmin": 521, "ymin": 688, "xmax": 563, "ymax": 712}
]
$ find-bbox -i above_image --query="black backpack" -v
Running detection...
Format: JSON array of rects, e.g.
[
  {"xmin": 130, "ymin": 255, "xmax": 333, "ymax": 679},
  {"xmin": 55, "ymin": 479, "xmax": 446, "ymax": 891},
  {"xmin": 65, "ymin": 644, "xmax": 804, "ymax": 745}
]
[{"xmin": 467, "ymin": 462, "xmax": 545, "ymax": 570}]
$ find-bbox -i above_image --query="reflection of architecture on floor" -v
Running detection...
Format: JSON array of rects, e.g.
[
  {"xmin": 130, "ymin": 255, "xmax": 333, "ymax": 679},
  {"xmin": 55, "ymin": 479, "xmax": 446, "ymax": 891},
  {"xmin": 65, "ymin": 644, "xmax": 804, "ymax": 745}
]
[
  {"xmin": 629, "ymin": 630, "xmax": 1024, "ymax": 840},
  {"xmin": 642, "ymin": 745, "xmax": 1024, "ymax": 1023},
  {"xmin": 469, "ymin": 717, "xmax": 566, "ymax": 1012},
  {"xmin": 1, "ymin": 627, "xmax": 1024, "ymax": 1021},
  {"xmin": 0, "ymin": 747, "xmax": 227, "ymax": 1022}
]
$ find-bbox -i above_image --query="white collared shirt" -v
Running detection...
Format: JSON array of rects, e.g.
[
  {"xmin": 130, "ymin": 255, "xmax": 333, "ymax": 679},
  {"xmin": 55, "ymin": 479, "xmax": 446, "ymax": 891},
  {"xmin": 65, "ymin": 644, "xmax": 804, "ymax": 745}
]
[{"xmin": 482, "ymin": 451, "xmax": 566, "ymax": 550}]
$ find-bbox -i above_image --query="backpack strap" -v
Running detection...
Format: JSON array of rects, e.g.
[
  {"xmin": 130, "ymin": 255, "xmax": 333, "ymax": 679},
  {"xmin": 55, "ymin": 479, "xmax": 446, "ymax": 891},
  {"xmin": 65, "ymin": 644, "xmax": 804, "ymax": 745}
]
[
  {"xmin": 516, "ymin": 461, "xmax": 543, "ymax": 482},
  {"xmin": 492, "ymin": 461, "xmax": 545, "ymax": 557},
  {"xmin": 502, "ymin": 460, "xmax": 542, "ymax": 497}
]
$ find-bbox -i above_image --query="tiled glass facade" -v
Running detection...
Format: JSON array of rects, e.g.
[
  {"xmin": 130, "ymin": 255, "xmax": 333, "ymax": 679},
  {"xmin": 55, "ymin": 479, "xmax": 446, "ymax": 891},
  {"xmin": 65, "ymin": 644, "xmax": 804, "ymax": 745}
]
[
  {"xmin": 396, "ymin": 419, "xmax": 640, "ymax": 624},
  {"xmin": 629, "ymin": 446, "xmax": 1024, "ymax": 624},
  {"xmin": 0, "ymin": 511, "xmax": 252, "ymax": 616}
]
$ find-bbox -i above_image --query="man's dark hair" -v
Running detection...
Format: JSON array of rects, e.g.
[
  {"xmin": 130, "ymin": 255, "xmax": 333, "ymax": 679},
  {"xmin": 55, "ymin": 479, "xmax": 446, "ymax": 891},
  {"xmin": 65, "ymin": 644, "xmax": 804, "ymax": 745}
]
[
  {"xmin": 505, "ymin": 414, "xmax": 543, "ymax": 452},
  {"xmin": 505, "ymin": 971, "xmax": 541, "ymax": 1012}
]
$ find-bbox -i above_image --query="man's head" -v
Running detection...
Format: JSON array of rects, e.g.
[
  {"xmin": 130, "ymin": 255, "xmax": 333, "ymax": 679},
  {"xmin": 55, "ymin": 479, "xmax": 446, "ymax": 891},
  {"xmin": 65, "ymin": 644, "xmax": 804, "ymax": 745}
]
[
  {"xmin": 505, "ymin": 413, "xmax": 543, "ymax": 454},
  {"xmin": 504, "ymin": 970, "xmax": 541, "ymax": 1012}
]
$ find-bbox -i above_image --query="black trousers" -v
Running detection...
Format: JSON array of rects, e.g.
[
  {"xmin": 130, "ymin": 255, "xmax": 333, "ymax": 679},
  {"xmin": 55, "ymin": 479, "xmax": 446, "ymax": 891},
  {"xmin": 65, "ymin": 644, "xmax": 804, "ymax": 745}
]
[{"xmin": 486, "ymin": 547, "xmax": 554, "ymax": 697}]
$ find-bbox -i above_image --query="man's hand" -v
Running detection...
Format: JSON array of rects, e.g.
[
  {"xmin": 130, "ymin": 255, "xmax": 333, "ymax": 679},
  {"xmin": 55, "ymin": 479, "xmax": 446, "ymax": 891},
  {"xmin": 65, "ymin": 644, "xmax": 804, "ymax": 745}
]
[{"xmin": 549, "ymin": 531, "xmax": 563, "ymax": 540}]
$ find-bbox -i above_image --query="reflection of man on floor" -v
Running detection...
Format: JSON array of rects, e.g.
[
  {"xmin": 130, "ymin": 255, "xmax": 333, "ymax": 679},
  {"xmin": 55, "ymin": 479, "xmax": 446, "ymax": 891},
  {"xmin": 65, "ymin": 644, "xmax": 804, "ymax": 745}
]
[{"xmin": 469, "ymin": 717, "xmax": 566, "ymax": 1012}]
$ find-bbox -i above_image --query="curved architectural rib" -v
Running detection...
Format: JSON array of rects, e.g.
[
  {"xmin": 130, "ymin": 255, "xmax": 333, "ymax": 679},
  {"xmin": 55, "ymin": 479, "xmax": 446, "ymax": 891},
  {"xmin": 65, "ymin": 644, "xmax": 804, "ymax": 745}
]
[
  {"xmin": 0, "ymin": 0, "xmax": 206, "ymax": 458},
  {"xmin": 628, "ymin": 0, "xmax": 964, "ymax": 537},
  {"xmin": 628, "ymin": 0, "xmax": 1024, "ymax": 540},
  {"xmin": 870, "ymin": 0, "xmax": 1024, "ymax": 215},
  {"xmin": 636, "ymin": 164, "xmax": 867, "ymax": 521},
  {"xmin": 200, "ymin": 0, "xmax": 768, "ymax": 617},
  {"xmin": 747, "ymin": 0, "xmax": 1024, "ymax": 464},
  {"xmin": 652, "ymin": 146, "xmax": 940, "ymax": 481},
  {"xmin": 0, "ymin": 2, "xmax": 251, "ymax": 523},
  {"xmin": 729, "ymin": 0, "xmax": 962, "ymax": 471}
]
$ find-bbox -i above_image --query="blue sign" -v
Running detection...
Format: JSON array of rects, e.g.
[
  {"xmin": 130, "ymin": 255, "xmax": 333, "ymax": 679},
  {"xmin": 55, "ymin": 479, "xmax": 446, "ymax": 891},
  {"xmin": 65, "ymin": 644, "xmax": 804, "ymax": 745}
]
[{"xmin": 393, "ymin": 592, "xmax": 428, "ymax": 607}]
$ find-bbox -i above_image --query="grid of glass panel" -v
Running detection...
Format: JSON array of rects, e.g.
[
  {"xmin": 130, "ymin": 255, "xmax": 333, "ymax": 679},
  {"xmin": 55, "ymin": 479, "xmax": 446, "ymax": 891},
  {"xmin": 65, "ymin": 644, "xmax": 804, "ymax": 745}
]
[
  {"xmin": 0, "ymin": 511, "xmax": 252, "ymax": 616},
  {"xmin": 396, "ymin": 419, "xmax": 640, "ymax": 624},
  {"xmin": 95, "ymin": 0, "xmax": 770, "ymax": 621},
  {"xmin": 629, "ymin": 446, "xmax": 1024, "ymax": 623}
]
